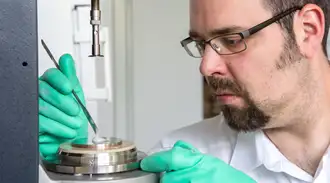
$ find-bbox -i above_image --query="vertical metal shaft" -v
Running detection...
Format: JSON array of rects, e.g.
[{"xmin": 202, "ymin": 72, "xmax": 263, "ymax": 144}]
[
  {"xmin": 90, "ymin": 0, "xmax": 102, "ymax": 57},
  {"xmin": 91, "ymin": 0, "xmax": 99, "ymax": 10}
]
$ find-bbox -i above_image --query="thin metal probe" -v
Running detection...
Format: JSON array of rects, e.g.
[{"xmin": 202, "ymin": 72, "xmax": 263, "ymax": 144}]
[{"xmin": 40, "ymin": 39, "xmax": 98, "ymax": 135}]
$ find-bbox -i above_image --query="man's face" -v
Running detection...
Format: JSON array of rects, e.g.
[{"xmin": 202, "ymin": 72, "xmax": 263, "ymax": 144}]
[{"xmin": 190, "ymin": 0, "xmax": 305, "ymax": 132}]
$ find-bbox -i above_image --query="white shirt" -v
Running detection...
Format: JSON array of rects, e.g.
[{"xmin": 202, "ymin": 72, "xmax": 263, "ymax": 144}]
[{"xmin": 148, "ymin": 114, "xmax": 330, "ymax": 183}]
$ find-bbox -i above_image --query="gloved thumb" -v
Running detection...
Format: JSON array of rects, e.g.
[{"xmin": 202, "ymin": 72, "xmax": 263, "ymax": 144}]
[
  {"xmin": 140, "ymin": 140, "xmax": 203, "ymax": 173},
  {"xmin": 58, "ymin": 54, "xmax": 82, "ymax": 92}
]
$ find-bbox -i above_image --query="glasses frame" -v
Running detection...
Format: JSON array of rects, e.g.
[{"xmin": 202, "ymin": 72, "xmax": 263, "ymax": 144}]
[{"xmin": 180, "ymin": 6, "xmax": 303, "ymax": 58}]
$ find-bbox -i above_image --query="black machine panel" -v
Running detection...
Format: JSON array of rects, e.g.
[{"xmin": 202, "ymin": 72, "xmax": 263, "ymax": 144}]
[{"xmin": 0, "ymin": 0, "xmax": 38, "ymax": 182}]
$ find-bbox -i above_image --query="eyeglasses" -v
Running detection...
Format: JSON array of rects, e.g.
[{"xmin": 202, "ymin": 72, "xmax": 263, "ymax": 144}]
[{"xmin": 180, "ymin": 6, "xmax": 303, "ymax": 58}]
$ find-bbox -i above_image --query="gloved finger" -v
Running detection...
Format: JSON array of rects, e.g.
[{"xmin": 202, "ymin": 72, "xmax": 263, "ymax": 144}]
[
  {"xmin": 40, "ymin": 68, "xmax": 73, "ymax": 95},
  {"xmin": 39, "ymin": 134, "xmax": 60, "ymax": 144},
  {"xmin": 44, "ymin": 155, "xmax": 58, "ymax": 161},
  {"xmin": 40, "ymin": 144, "xmax": 59, "ymax": 158},
  {"xmin": 39, "ymin": 80, "xmax": 80, "ymax": 116},
  {"xmin": 59, "ymin": 54, "xmax": 83, "ymax": 93},
  {"xmin": 166, "ymin": 164, "xmax": 257, "ymax": 183},
  {"xmin": 140, "ymin": 142, "xmax": 203, "ymax": 172},
  {"xmin": 39, "ymin": 134, "xmax": 72, "ymax": 149},
  {"xmin": 39, "ymin": 143, "xmax": 59, "ymax": 157},
  {"xmin": 39, "ymin": 97, "xmax": 82, "ymax": 129},
  {"xmin": 173, "ymin": 140, "xmax": 200, "ymax": 153},
  {"xmin": 161, "ymin": 166, "xmax": 206, "ymax": 183},
  {"xmin": 38, "ymin": 134, "xmax": 71, "ymax": 144},
  {"xmin": 161, "ymin": 156, "xmax": 258, "ymax": 183},
  {"xmin": 39, "ymin": 114, "xmax": 77, "ymax": 139}
]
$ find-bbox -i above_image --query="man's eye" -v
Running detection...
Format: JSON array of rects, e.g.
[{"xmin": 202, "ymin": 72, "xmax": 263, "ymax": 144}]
[{"xmin": 222, "ymin": 38, "xmax": 241, "ymax": 45}]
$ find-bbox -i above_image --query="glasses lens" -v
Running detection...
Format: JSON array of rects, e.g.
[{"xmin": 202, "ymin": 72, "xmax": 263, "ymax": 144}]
[
  {"xmin": 184, "ymin": 41, "xmax": 204, "ymax": 58},
  {"xmin": 211, "ymin": 34, "xmax": 246, "ymax": 55}
]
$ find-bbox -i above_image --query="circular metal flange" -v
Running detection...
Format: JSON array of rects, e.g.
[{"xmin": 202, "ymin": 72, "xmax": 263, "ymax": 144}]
[
  {"xmin": 45, "ymin": 169, "xmax": 159, "ymax": 183},
  {"xmin": 42, "ymin": 137, "xmax": 144, "ymax": 175},
  {"xmin": 42, "ymin": 151, "xmax": 146, "ymax": 175},
  {"xmin": 58, "ymin": 147, "xmax": 138, "ymax": 166}
]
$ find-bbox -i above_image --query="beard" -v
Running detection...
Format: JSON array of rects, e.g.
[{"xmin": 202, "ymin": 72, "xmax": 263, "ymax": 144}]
[
  {"xmin": 205, "ymin": 33, "xmax": 304, "ymax": 132},
  {"xmin": 206, "ymin": 76, "xmax": 270, "ymax": 132}
]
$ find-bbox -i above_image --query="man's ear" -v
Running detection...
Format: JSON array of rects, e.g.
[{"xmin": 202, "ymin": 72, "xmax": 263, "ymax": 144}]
[{"xmin": 293, "ymin": 4, "xmax": 325, "ymax": 59}]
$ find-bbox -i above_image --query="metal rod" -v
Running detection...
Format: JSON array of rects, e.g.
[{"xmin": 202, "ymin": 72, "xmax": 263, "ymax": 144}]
[
  {"xmin": 91, "ymin": 0, "xmax": 99, "ymax": 10},
  {"xmin": 40, "ymin": 39, "xmax": 99, "ymax": 135},
  {"xmin": 90, "ymin": 0, "xmax": 102, "ymax": 57}
]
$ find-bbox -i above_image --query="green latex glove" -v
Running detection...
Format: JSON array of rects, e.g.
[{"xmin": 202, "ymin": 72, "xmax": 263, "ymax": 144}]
[
  {"xmin": 38, "ymin": 54, "xmax": 88, "ymax": 159},
  {"xmin": 141, "ymin": 140, "xmax": 257, "ymax": 183}
]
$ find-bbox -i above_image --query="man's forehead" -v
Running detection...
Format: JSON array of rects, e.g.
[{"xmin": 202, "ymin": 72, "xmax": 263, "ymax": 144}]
[{"xmin": 189, "ymin": 0, "xmax": 271, "ymax": 38}]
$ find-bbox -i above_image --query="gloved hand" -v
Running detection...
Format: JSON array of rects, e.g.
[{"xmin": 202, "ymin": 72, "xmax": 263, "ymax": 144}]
[
  {"xmin": 141, "ymin": 140, "xmax": 257, "ymax": 183},
  {"xmin": 38, "ymin": 54, "xmax": 88, "ymax": 160}
]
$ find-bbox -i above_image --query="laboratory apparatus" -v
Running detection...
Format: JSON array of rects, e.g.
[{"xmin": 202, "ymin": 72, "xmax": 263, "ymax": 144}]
[
  {"xmin": 0, "ymin": 0, "xmax": 158, "ymax": 182},
  {"xmin": 39, "ymin": 0, "xmax": 159, "ymax": 182},
  {"xmin": 41, "ymin": 136, "xmax": 158, "ymax": 183}
]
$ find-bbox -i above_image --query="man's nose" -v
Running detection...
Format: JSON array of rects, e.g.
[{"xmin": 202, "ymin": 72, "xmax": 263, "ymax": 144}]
[{"xmin": 199, "ymin": 46, "xmax": 229, "ymax": 77}]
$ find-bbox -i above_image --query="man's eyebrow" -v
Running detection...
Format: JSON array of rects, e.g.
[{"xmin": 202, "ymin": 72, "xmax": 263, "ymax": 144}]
[
  {"xmin": 189, "ymin": 26, "xmax": 246, "ymax": 38},
  {"xmin": 209, "ymin": 26, "xmax": 245, "ymax": 36}
]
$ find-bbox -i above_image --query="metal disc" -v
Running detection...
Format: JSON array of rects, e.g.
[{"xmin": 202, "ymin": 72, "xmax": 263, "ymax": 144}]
[
  {"xmin": 69, "ymin": 137, "xmax": 123, "ymax": 150},
  {"xmin": 59, "ymin": 137, "xmax": 135, "ymax": 154}
]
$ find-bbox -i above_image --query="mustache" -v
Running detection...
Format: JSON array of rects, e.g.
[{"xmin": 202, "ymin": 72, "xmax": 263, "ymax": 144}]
[{"xmin": 205, "ymin": 76, "xmax": 242, "ymax": 95}]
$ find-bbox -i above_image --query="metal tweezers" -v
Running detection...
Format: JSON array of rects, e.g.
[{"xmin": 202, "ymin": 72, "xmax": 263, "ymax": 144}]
[{"xmin": 40, "ymin": 39, "xmax": 98, "ymax": 135}]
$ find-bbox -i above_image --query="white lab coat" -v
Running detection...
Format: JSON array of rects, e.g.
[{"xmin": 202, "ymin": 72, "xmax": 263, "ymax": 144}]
[
  {"xmin": 39, "ymin": 114, "xmax": 330, "ymax": 183},
  {"xmin": 148, "ymin": 114, "xmax": 330, "ymax": 183}
]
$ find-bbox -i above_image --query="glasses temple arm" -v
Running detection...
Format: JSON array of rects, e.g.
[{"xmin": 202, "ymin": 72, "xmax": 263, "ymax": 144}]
[{"xmin": 243, "ymin": 6, "xmax": 303, "ymax": 38}]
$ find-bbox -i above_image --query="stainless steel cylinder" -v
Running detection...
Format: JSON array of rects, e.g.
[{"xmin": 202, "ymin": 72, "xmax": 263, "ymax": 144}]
[
  {"xmin": 42, "ymin": 138, "xmax": 143, "ymax": 175},
  {"xmin": 91, "ymin": 0, "xmax": 100, "ymax": 10},
  {"xmin": 44, "ymin": 169, "xmax": 159, "ymax": 183},
  {"xmin": 41, "ymin": 137, "xmax": 159, "ymax": 182},
  {"xmin": 91, "ymin": 24, "xmax": 101, "ymax": 56},
  {"xmin": 90, "ymin": 0, "xmax": 102, "ymax": 57}
]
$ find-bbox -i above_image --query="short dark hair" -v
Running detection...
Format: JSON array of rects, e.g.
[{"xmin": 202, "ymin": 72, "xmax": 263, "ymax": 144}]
[{"xmin": 263, "ymin": 0, "xmax": 330, "ymax": 56}]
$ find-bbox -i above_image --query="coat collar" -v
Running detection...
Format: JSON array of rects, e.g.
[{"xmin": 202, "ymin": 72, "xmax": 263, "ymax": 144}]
[{"xmin": 229, "ymin": 129, "xmax": 313, "ymax": 182}]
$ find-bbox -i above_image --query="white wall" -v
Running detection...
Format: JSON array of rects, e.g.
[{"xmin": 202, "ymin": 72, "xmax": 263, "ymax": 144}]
[
  {"xmin": 132, "ymin": 0, "xmax": 203, "ymax": 151},
  {"xmin": 38, "ymin": 0, "xmax": 74, "ymax": 76},
  {"xmin": 111, "ymin": 0, "xmax": 203, "ymax": 151}
]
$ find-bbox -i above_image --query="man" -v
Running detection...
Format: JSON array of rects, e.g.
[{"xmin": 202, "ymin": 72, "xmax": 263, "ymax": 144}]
[{"xmin": 39, "ymin": 0, "xmax": 330, "ymax": 182}]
